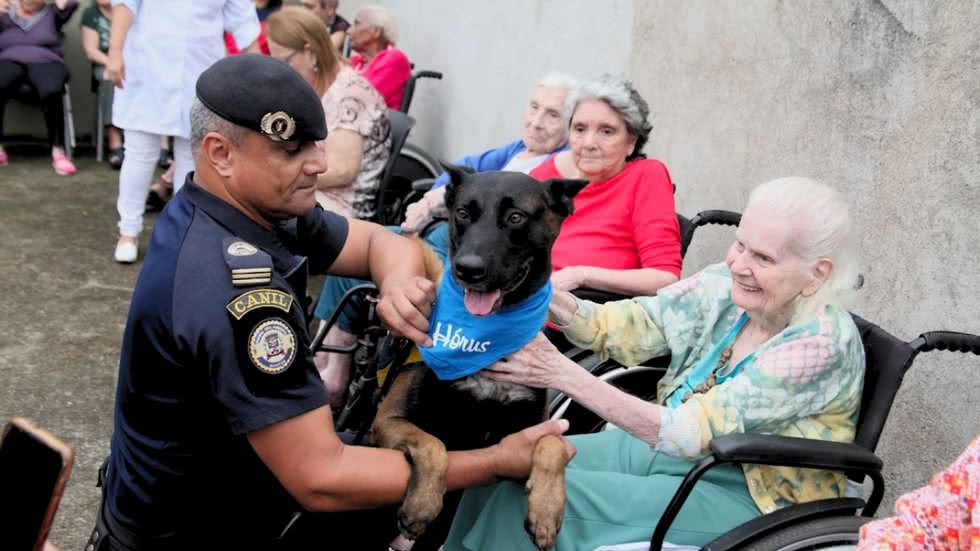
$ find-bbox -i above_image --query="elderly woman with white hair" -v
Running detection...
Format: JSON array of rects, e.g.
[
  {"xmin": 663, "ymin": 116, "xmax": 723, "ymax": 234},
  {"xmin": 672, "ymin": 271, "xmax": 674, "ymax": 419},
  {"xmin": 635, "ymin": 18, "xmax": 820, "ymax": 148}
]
[
  {"xmin": 443, "ymin": 178, "xmax": 866, "ymax": 550},
  {"xmin": 348, "ymin": 3, "xmax": 410, "ymax": 109}
]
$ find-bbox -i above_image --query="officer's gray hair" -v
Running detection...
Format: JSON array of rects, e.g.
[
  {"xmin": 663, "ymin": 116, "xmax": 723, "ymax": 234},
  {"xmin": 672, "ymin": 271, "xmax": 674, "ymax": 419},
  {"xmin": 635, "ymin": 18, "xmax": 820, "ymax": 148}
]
[
  {"xmin": 358, "ymin": 4, "xmax": 398, "ymax": 44},
  {"xmin": 190, "ymin": 98, "xmax": 246, "ymax": 159}
]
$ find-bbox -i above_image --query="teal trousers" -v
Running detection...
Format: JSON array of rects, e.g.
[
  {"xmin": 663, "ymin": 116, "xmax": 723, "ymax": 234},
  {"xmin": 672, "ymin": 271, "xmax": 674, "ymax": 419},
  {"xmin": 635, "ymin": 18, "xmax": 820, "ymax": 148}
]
[{"xmin": 443, "ymin": 428, "xmax": 761, "ymax": 551}]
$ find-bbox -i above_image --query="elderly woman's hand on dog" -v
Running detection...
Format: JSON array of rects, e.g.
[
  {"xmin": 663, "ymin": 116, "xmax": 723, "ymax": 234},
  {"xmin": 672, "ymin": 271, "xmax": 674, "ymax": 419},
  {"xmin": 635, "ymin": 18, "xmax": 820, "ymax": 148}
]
[
  {"xmin": 484, "ymin": 333, "xmax": 575, "ymax": 390},
  {"xmin": 550, "ymin": 266, "xmax": 593, "ymax": 292},
  {"xmin": 377, "ymin": 275, "xmax": 436, "ymax": 347}
]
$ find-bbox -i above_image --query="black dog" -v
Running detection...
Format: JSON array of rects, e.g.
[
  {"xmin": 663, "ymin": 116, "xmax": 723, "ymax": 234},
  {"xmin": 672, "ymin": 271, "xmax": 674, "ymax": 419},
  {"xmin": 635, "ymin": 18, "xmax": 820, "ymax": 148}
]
[{"xmin": 372, "ymin": 166, "xmax": 586, "ymax": 550}]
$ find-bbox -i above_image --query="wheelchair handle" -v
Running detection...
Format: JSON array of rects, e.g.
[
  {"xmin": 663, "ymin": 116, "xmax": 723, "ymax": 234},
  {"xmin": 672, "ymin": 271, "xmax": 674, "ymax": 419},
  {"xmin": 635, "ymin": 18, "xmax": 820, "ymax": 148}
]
[
  {"xmin": 690, "ymin": 209, "xmax": 742, "ymax": 228},
  {"xmin": 414, "ymin": 70, "xmax": 443, "ymax": 80},
  {"xmin": 911, "ymin": 331, "xmax": 980, "ymax": 356}
]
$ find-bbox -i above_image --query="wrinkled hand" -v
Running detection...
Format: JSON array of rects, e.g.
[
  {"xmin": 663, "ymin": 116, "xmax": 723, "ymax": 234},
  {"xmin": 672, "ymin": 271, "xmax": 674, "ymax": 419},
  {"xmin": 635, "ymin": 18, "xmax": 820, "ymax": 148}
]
[
  {"xmin": 550, "ymin": 266, "xmax": 591, "ymax": 292},
  {"xmin": 105, "ymin": 50, "xmax": 125, "ymax": 88},
  {"xmin": 483, "ymin": 332, "xmax": 568, "ymax": 389},
  {"xmin": 492, "ymin": 419, "xmax": 576, "ymax": 479},
  {"xmin": 400, "ymin": 199, "xmax": 433, "ymax": 233},
  {"xmin": 376, "ymin": 275, "xmax": 435, "ymax": 346}
]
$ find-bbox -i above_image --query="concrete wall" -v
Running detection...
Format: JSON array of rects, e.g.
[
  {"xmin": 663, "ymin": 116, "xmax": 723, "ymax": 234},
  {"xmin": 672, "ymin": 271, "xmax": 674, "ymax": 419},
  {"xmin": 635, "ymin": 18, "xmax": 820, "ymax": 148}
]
[{"xmin": 367, "ymin": 0, "xmax": 980, "ymax": 516}]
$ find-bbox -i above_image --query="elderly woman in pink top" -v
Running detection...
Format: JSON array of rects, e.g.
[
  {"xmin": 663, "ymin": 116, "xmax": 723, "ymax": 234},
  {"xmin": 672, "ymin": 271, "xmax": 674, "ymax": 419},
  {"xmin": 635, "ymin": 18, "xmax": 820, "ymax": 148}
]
[{"xmin": 348, "ymin": 4, "xmax": 410, "ymax": 110}]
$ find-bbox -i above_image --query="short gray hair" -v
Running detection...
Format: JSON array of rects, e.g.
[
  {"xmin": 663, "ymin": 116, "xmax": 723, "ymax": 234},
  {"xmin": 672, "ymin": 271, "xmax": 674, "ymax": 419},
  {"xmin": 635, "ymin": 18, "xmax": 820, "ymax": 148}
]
[
  {"xmin": 746, "ymin": 177, "xmax": 861, "ymax": 322},
  {"xmin": 358, "ymin": 4, "xmax": 398, "ymax": 44},
  {"xmin": 536, "ymin": 71, "xmax": 577, "ymax": 128},
  {"xmin": 566, "ymin": 74, "xmax": 652, "ymax": 161},
  {"xmin": 190, "ymin": 97, "xmax": 246, "ymax": 159}
]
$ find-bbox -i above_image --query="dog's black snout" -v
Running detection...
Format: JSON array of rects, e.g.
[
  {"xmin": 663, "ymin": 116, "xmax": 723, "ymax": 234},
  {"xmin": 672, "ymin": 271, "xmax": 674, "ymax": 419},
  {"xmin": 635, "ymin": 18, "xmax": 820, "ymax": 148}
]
[{"xmin": 453, "ymin": 254, "xmax": 488, "ymax": 283}]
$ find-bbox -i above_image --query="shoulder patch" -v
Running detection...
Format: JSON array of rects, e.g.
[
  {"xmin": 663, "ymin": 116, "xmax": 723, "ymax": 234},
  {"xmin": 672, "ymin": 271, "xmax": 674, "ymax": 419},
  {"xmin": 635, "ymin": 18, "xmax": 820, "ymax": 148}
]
[
  {"xmin": 248, "ymin": 318, "xmax": 297, "ymax": 374},
  {"xmin": 222, "ymin": 237, "xmax": 273, "ymax": 287},
  {"xmin": 226, "ymin": 289, "xmax": 294, "ymax": 320}
]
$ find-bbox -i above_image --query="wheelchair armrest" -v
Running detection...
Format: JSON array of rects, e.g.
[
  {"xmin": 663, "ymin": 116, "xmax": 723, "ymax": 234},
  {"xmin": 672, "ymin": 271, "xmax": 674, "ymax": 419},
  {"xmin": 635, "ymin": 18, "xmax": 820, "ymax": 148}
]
[
  {"xmin": 571, "ymin": 288, "xmax": 631, "ymax": 304},
  {"xmin": 411, "ymin": 178, "xmax": 437, "ymax": 192},
  {"xmin": 710, "ymin": 434, "xmax": 882, "ymax": 474}
]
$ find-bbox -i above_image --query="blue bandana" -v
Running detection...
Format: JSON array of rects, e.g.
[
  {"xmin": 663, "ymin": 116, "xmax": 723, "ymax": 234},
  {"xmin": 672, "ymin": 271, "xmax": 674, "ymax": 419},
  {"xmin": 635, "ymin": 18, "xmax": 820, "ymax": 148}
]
[{"xmin": 419, "ymin": 271, "xmax": 553, "ymax": 381}]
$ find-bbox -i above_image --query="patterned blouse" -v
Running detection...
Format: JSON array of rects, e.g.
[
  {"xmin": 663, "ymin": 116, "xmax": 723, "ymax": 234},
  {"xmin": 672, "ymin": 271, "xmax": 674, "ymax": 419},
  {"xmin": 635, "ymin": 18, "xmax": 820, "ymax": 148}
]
[
  {"xmin": 317, "ymin": 65, "xmax": 391, "ymax": 220},
  {"xmin": 562, "ymin": 263, "xmax": 866, "ymax": 514},
  {"xmin": 858, "ymin": 436, "xmax": 980, "ymax": 550}
]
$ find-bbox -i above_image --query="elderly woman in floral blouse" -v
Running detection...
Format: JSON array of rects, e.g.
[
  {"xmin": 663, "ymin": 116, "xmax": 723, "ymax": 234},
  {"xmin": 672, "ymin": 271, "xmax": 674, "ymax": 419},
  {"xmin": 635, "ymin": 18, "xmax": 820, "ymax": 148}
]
[{"xmin": 443, "ymin": 177, "xmax": 867, "ymax": 550}]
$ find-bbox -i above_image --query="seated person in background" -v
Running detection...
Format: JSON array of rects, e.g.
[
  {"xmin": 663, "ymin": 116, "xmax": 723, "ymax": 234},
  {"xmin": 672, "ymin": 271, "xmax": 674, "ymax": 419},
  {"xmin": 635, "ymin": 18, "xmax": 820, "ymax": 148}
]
[
  {"xmin": 348, "ymin": 4, "xmax": 410, "ymax": 110},
  {"xmin": 400, "ymin": 71, "xmax": 577, "ymax": 233},
  {"xmin": 444, "ymin": 177, "xmax": 866, "ymax": 550},
  {"xmin": 0, "ymin": 0, "xmax": 78, "ymax": 175},
  {"xmin": 300, "ymin": 0, "xmax": 349, "ymax": 53},
  {"xmin": 80, "ymin": 0, "xmax": 123, "ymax": 169},
  {"xmin": 268, "ymin": 7, "xmax": 390, "ymax": 220},
  {"xmin": 858, "ymin": 435, "xmax": 980, "ymax": 550},
  {"xmin": 531, "ymin": 74, "xmax": 680, "ymax": 297}
]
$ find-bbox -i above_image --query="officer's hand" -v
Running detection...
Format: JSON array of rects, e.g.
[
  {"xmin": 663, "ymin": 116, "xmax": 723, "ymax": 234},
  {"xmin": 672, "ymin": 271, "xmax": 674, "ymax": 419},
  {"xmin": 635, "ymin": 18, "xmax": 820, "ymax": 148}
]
[
  {"xmin": 377, "ymin": 275, "xmax": 435, "ymax": 346},
  {"xmin": 491, "ymin": 419, "xmax": 576, "ymax": 479}
]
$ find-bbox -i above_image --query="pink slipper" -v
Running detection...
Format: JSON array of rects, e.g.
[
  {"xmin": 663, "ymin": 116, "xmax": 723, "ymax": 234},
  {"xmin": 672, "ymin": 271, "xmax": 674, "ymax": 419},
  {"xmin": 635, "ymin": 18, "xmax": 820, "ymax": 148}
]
[
  {"xmin": 52, "ymin": 152, "xmax": 76, "ymax": 176},
  {"xmin": 0, "ymin": 146, "xmax": 8, "ymax": 166}
]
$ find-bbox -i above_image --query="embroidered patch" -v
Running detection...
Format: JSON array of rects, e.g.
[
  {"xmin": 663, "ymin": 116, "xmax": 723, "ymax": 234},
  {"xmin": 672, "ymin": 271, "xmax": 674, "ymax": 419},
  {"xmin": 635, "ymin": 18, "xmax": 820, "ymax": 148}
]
[
  {"xmin": 226, "ymin": 289, "xmax": 294, "ymax": 320},
  {"xmin": 248, "ymin": 318, "xmax": 297, "ymax": 375},
  {"xmin": 227, "ymin": 241, "xmax": 258, "ymax": 256}
]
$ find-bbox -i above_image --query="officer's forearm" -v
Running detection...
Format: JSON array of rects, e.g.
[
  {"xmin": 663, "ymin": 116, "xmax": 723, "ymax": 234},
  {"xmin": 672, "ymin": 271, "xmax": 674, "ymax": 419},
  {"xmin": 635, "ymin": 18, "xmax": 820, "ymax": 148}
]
[
  {"xmin": 307, "ymin": 445, "xmax": 497, "ymax": 511},
  {"xmin": 368, "ymin": 227, "xmax": 426, "ymax": 288}
]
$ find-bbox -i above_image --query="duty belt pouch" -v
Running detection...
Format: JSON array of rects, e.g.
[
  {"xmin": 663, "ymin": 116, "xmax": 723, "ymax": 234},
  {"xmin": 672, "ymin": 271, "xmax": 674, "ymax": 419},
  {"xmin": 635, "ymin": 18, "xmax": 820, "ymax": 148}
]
[{"xmin": 85, "ymin": 458, "xmax": 133, "ymax": 551}]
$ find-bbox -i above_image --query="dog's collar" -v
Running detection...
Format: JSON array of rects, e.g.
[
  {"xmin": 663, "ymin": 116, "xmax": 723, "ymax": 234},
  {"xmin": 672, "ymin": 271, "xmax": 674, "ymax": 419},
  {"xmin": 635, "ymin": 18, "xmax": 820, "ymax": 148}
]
[{"xmin": 419, "ymin": 272, "xmax": 552, "ymax": 381}]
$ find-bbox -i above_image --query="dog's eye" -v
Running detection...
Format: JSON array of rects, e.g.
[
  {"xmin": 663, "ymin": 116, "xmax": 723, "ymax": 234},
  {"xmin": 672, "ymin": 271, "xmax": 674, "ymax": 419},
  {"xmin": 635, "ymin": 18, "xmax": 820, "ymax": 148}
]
[
  {"xmin": 507, "ymin": 212, "xmax": 526, "ymax": 225},
  {"xmin": 455, "ymin": 208, "xmax": 470, "ymax": 221}
]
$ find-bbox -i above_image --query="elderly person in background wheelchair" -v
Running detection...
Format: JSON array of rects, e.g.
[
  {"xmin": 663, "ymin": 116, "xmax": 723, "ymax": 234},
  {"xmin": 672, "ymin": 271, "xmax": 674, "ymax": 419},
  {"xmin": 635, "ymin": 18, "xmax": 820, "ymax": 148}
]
[
  {"xmin": 400, "ymin": 71, "xmax": 577, "ymax": 233},
  {"xmin": 267, "ymin": 7, "xmax": 390, "ymax": 220},
  {"xmin": 348, "ymin": 4, "xmax": 409, "ymax": 110},
  {"xmin": 443, "ymin": 177, "xmax": 866, "ymax": 550},
  {"xmin": 0, "ymin": 0, "xmax": 78, "ymax": 175}
]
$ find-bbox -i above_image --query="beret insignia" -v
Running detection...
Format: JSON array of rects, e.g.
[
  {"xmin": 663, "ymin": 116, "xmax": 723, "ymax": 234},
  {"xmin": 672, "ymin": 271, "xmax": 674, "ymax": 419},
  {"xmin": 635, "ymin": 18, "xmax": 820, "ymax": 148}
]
[
  {"xmin": 227, "ymin": 241, "xmax": 258, "ymax": 256},
  {"xmin": 260, "ymin": 111, "xmax": 297, "ymax": 142},
  {"xmin": 248, "ymin": 318, "xmax": 297, "ymax": 375}
]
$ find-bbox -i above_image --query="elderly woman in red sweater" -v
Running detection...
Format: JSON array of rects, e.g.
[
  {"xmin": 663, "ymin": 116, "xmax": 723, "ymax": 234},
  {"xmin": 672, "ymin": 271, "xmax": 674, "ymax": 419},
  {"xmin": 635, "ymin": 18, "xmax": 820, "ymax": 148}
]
[{"xmin": 532, "ymin": 74, "xmax": 681, "ymax": 296}]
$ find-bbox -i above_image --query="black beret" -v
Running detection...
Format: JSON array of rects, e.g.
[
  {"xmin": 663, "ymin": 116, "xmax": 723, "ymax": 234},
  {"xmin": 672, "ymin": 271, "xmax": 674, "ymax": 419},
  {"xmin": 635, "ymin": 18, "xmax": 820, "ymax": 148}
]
[{"xmin": 196, "ymin": 54, "xmax": 327, "ymax": 142}]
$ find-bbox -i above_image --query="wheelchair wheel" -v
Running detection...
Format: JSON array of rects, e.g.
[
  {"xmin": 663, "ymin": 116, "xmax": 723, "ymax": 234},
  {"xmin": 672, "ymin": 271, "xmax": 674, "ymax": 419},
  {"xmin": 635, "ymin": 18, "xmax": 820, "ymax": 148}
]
[{"xmin": 739, "ymin": 515, "xmax": 870, "ymax": 550}]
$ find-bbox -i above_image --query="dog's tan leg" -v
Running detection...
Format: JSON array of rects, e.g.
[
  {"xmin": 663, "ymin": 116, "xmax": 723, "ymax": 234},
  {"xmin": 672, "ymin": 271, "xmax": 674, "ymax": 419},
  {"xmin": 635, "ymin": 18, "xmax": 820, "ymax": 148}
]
[
  {"xmin": 525, "ymin": 434, "xmax": 568, "ymax": 550},
  {"xmin": 373, "ymin": 369, "xmax": 448, "ymax": 541}
]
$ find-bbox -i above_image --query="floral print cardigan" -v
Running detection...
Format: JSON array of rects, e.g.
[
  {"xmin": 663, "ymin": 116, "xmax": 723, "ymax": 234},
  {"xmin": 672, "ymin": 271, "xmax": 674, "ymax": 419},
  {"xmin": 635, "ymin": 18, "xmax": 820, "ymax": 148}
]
[{"xmin": 561, "ymin": 263, "xmax": 866, "ymax": 513}]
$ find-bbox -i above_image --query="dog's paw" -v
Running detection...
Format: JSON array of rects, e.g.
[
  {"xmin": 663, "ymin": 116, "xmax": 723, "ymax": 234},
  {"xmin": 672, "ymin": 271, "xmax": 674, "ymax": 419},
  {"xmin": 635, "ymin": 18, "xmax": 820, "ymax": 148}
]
[
  {"xmin": 525, "ymin": 471, "xmax": 566, "ymax": 550},
  {"xmin": 397, "ymin": 488, "xmax": 444, "ymax": 541}
]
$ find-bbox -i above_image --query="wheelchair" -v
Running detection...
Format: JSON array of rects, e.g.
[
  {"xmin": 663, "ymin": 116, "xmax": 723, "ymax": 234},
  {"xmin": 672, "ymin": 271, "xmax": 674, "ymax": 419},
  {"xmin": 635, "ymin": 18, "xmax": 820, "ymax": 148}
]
[{"xmin": 308, "ymin": 210, "xmax": 980, "ymax": 550}]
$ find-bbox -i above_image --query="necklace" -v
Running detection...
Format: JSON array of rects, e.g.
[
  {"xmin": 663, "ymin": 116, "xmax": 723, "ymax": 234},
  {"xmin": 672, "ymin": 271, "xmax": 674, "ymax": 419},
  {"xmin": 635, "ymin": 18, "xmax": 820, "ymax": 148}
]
[{"xmin": 681, "ymin": 344, "xmax": 733, "ymax": 404}]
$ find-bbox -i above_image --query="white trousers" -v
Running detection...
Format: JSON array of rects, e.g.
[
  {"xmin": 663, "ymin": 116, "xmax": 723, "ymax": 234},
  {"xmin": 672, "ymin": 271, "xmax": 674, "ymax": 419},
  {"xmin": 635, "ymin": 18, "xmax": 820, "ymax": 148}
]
[{"xmin": 116, "ymin": 130, "xmax": 193, "ymax": 237}]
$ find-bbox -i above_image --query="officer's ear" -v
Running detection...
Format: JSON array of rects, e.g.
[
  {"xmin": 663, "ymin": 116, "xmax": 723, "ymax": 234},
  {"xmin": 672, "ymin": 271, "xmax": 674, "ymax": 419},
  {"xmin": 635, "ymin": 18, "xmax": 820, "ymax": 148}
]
[{"xmin": 202, "ymin": 131, "xmax": 236, "ymax": 178}]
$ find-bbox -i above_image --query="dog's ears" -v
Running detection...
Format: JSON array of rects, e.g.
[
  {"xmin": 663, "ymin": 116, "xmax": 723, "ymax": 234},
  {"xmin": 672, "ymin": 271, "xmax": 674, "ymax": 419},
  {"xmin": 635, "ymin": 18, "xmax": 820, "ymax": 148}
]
[
  {"xmin": 441, "ymin": 162, "xmax": 475, "ymax": 208},
  {"xmin": 545, "ymin": 179, "xmax": 589, "ymax": 217}
]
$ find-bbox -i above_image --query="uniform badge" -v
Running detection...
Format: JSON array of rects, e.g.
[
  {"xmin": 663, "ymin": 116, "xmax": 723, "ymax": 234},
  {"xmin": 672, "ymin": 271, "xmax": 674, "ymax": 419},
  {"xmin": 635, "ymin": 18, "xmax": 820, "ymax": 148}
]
[
  {"xmin": 260, "ymin": 111, "xmax": 297, "ymax": 142},
  {"xmin": 248, "ymin": 318, "xmax": 297, "ymax": 375},
  {"xmin": 227, "ymin": 241, "xmax": 258, "ymax": 256},
  {"xmin": 226, "ymin": 289, "xmax": 294, "ymax": 320}
]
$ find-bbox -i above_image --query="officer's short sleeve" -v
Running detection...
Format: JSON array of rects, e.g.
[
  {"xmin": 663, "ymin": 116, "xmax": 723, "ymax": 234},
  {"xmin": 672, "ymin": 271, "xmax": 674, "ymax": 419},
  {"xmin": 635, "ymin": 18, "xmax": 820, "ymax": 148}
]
[
  {"xmin": 208, "ymin": 288, "xmax": 328, "ymax": 435},
  {"xmin": 296, "ymin": 207, "xmax": 350, "ymax": 274}
]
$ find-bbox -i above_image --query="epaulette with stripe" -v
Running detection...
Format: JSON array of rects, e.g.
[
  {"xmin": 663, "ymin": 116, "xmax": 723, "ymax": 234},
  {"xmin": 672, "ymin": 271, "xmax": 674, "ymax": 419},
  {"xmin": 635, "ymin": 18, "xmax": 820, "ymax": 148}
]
[{"xmin": 222, "ymin": 238, "xmax": 273, "ymax": 287}]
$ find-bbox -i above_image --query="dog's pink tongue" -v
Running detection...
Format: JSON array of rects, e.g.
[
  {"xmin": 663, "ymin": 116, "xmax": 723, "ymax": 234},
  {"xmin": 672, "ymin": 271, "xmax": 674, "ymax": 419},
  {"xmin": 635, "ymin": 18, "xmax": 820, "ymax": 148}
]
[{"xmin": 463, "ymin": 289, "xmax": 501, "ymax": 316}]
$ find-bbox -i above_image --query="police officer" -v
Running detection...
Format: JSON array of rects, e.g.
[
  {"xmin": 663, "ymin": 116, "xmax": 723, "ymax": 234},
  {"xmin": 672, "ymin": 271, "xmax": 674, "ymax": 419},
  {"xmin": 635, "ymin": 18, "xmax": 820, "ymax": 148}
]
[{"xmin": 87, "ymin": 54, "xmax": 574, "ymax": 550}]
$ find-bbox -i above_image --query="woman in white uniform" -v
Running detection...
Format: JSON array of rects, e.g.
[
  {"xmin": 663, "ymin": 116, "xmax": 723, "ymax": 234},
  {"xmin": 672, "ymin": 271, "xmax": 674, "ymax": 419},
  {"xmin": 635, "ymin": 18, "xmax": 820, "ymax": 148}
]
[{"xmin": 106, "ymin": 0, "xmax": 261, "ymax": 263}]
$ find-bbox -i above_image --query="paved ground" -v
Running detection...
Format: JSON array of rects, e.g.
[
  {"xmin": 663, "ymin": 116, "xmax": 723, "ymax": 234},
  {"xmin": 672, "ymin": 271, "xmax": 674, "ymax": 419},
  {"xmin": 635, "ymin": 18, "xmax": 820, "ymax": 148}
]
[{"xmin": 0, "ymin": 151, "xmax": 155, "ymax": 549}]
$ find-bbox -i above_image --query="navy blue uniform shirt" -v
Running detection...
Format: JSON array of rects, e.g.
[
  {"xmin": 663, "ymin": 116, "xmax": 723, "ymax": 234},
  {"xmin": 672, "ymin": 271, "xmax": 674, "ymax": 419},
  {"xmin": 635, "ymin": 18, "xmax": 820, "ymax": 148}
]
[{"xmin": 106, "ymin": 176, "xmax": 349, "ymax": 545}]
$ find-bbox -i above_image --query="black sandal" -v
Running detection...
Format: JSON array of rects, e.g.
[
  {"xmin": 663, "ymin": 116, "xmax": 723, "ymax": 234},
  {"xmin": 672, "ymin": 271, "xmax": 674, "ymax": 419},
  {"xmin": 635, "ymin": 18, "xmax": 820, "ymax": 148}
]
[
  {"xmin": 107, "ymin": 147, "xmax": 124, "ymax": 170},
  {"xmin": 145, "ymin": 181, "xmax": 174, "ymax": 212},
  {"xmin": 158, "ymin": 148, "xmax": 173, "ymax": 169}
]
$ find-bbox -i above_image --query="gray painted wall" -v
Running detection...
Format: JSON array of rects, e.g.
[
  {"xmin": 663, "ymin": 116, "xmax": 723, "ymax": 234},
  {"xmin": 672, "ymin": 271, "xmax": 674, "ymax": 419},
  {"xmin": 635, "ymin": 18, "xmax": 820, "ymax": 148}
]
[{"xmin": 368, "ymin": 0, "xmax": 980, "ymax": 517}]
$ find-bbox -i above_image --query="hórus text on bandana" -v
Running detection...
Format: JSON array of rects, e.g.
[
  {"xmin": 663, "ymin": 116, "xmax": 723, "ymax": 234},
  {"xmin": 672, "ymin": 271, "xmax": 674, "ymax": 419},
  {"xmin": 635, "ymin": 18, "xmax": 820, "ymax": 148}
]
[{"xmin": 419, "ymin": 271, "xmax": 553, "ymax": 381}]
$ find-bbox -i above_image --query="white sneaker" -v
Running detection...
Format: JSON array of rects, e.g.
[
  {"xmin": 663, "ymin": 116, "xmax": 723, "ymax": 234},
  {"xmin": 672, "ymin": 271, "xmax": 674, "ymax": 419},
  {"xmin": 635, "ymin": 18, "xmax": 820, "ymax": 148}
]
[{"xmin": 114, "ymin": 240, "xmax": 138, "ymax": 263}]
